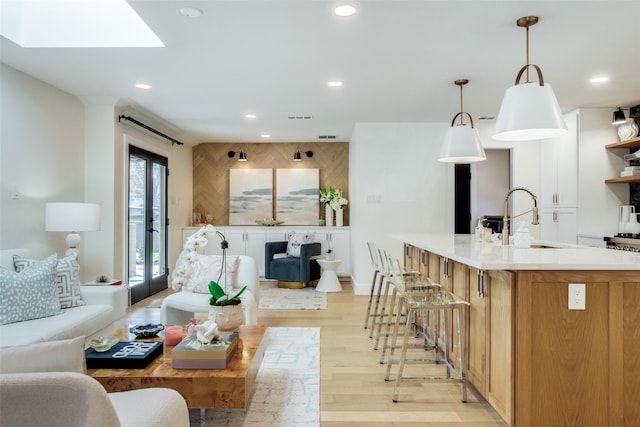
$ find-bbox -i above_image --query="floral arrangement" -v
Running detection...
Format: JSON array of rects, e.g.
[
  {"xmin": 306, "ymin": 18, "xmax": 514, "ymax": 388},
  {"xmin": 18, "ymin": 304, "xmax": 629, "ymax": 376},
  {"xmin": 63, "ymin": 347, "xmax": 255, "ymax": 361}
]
[
  {"xmin": 171, "ymin": 225, "xmax": 246, "ymax": 306},
  {"xmin": 320, "ymin": 187, "xmax": 348, "ymax": 211}
]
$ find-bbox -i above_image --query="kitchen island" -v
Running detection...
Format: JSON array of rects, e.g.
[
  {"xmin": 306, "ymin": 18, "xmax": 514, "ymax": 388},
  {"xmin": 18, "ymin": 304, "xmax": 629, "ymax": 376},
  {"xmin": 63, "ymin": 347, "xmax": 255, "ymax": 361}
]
[{"xmin": 392, "ymin": 234, "xmax": 640, "ymax": 427}]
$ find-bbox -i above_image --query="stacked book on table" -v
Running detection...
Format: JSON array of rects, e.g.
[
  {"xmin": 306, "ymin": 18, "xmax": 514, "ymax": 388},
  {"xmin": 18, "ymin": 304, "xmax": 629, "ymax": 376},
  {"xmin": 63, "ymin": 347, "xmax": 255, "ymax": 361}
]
[
  {"xmin": 85, "ymin": 342, "xmax": 162, "ymax": 369},
  {"xmin": 172, "ymin": 331, "xmax": 239, "ymax": 369},
  {"xmin": 621, "ymin": 166, "xmax": 640, "ymax": 177}
]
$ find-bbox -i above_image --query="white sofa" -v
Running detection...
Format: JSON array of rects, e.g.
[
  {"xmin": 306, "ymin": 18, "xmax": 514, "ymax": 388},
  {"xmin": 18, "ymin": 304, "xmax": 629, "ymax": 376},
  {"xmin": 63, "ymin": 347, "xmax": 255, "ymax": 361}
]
[
  {"xmin": 161, "ymin": 255, "xmax": 260, "ymax": 325},
  {"xmin": 0, "ymin": 248, "xmax": 128, "ymax": 347}
]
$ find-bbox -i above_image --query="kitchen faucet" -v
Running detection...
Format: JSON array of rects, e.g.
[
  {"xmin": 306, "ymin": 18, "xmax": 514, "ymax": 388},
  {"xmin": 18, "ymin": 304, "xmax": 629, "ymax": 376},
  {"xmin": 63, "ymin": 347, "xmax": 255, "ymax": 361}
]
[{"xmin": 502, "ymin": 187, "xmax": 539, "ymax": 246}]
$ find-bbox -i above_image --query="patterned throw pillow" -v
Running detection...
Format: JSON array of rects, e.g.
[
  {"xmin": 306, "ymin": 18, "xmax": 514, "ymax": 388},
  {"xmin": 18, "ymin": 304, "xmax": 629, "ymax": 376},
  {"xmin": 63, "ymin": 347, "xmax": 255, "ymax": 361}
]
[
  {"xmin": 187, "ymin": 254, "xmax": 240, "ymax": 294},
  {"xmin": 13, "ymin": 253, "xmax": 84, "ymax": 309},
  {"xmin": 0, "ymin": 254, "xmax": 61, "ymax": 325},
  {"xmin": 286, "ymin": 232, "xmax": 315, "ymax": 258}
]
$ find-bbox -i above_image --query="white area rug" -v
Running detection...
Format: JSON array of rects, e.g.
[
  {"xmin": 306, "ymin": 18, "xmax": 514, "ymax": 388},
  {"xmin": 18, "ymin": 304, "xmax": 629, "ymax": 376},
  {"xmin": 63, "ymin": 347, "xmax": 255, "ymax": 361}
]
[
  {"xmin": 189, "ymin": 327, "xmax": 320, "ymax": 426},
  {"xmin": 258, "ymin": 282, "xmax": 327, "ymax": 310}
]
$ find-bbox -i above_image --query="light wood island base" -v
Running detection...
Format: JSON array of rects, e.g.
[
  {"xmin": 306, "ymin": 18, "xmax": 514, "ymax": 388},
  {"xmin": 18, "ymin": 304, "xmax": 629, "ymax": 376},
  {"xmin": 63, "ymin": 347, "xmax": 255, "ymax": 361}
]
[
  {"xmin": 88, "ymin": 325, "xmax": 268, "ymax": 408},
  {"xmin": 397, "ymin": 235, "xmax": 640, "ymax": 426}
]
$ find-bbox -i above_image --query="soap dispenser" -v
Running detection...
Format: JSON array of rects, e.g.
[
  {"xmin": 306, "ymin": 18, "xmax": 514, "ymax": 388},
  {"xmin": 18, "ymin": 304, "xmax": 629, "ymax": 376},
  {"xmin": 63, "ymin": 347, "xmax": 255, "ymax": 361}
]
[{"xmin": 514, "ymin": 221, "xmax": 532, "ymax": 249}]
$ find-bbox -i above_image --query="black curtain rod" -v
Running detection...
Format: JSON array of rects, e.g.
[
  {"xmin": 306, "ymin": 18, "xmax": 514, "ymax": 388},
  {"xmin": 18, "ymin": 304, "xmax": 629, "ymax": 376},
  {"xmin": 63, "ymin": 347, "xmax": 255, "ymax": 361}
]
[{"xmin": 118, "ymin": 115, "xmax": 184, "ymax": 146}]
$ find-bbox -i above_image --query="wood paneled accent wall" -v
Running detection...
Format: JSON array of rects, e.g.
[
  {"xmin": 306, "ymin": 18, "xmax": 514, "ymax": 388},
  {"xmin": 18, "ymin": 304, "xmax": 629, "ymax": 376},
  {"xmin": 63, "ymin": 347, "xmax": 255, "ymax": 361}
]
[{"xmin": 192, "ymin": 142, "xmax": 349, "ymax": 226}]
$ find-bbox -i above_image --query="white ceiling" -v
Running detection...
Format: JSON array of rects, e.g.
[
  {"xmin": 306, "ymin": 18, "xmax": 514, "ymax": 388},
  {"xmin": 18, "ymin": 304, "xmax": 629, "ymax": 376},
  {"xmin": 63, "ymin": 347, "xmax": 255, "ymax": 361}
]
[{"xmin": 1, "ymin": 0, "xmax": 639, "ymax": 146}]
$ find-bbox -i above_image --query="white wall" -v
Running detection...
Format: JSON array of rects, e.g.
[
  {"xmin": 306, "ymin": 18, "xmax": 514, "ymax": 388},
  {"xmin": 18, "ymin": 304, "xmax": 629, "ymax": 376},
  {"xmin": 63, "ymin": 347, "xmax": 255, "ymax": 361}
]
[
  {"xmin": 83, "ymin": 100, "xmax": 117, "ymax": 281},
  {"xmin": 349, "ymin": 123, "xmax": 450, "ymax": 293},
  {"xmin": 0, "ymin": 63, "xmax": 85, "ymax": 259},
  {"xmin": 1, "ymin": 64, "xmax": 193, "ymax": 283}
]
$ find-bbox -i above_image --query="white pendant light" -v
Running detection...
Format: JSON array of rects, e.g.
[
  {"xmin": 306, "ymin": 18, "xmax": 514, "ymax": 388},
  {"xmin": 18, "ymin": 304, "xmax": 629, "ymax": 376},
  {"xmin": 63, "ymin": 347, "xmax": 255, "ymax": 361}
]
[
  {"xmin": 493, "ymin": 16, "xmax": 567, "ymax": 141},
  {"xmin": 438, "ymin": 79, "xmax": 486, "ymax": 163}
]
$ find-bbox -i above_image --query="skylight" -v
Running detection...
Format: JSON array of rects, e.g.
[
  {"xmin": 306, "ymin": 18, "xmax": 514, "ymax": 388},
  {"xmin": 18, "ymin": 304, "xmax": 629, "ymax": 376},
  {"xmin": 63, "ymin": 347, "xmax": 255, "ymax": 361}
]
[{"xmin": 0, "ymin": 0, "xmax": 164, "ymax": 48}]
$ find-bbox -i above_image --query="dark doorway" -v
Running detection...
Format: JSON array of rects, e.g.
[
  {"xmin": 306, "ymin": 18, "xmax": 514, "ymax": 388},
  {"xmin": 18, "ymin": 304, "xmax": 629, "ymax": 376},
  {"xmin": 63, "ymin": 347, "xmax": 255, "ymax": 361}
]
[{"xmin": 454, "ymin": 164, "xmax": 471, "ymax": 234}]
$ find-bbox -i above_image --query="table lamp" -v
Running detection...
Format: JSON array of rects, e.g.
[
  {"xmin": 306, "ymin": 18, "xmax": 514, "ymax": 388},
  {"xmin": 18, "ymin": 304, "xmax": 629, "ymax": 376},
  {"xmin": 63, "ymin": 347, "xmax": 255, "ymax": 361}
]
[{"xmin": 45, "ymin": 202, "xmax": 101, "ymax": 256}]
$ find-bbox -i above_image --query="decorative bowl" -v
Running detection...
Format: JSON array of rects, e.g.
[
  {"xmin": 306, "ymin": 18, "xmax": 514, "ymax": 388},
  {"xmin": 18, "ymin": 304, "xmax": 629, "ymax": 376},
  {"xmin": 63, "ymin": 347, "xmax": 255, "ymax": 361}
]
[
  {"xmin": 255, "ymin": 219, "xmax": 284, "ymax": 226},
  {"xmin": 129, "ymin": 323, "xmax": 165, "ymax": 339},
  {"xmin": 89, "ymin": 336, "xmax": 119, "ymax": 352}
]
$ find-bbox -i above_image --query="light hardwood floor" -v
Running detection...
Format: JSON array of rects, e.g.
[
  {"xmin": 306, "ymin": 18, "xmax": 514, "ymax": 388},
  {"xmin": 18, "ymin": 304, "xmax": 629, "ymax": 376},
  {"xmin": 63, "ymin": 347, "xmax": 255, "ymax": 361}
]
[{"xmin": 130, "ymin": 282, "xmax": 507, "ymax": 426}]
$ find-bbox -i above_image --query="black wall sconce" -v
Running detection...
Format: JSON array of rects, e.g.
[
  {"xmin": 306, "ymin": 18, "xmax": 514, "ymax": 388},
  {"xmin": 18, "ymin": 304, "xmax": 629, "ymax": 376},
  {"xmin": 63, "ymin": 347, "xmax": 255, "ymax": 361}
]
[
  {"xmin": 228, "ymin": 150, "xmax": 248, "ymax": 161},
  {"xmin": 293, "ymin": 150, "xmax": 314, "ymax": 161},
  {"xmin": 612, "ymin": 107, "xmax": 627, "ymax": 125}
]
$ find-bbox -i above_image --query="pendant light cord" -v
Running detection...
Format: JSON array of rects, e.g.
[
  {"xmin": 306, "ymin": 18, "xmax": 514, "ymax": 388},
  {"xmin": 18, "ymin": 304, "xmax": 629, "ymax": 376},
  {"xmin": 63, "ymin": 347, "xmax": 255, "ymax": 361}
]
[
  {"xmin": 525, "ymin": 24, "xmax": 530, "ymax": 83},
  {"xmin": 459, "ymin": 84, "xmax": 465, "ymax": 125},
  {"xmin": 454, "ymin": 79, "xmax": 469, "ymax": 126}
]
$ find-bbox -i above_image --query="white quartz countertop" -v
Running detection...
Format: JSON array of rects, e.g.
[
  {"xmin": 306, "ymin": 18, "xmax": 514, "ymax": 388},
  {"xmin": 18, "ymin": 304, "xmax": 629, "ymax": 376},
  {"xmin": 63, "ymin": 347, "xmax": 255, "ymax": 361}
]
[{"xmin": 392, "ymin": 234, "xmax": 640, "ymax": 271}]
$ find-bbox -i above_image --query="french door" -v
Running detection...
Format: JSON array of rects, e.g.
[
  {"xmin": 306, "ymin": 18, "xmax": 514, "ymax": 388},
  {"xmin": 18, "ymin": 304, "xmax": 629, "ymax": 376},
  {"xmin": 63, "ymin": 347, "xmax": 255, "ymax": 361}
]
[{"xmin": 128, "ymin": 146, "xmax": 168, "ymax": 304}]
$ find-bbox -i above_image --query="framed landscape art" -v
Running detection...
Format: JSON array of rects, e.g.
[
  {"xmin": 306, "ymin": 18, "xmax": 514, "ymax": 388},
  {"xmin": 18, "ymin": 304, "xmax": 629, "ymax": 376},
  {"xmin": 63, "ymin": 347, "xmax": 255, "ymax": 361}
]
[
  {"xmin": 275, "ymin": 168, "xmax": 319, "ymax": 225},
  {"xmin": 229, "ymin": 169, "xmax": 273, "ymax": 225}
]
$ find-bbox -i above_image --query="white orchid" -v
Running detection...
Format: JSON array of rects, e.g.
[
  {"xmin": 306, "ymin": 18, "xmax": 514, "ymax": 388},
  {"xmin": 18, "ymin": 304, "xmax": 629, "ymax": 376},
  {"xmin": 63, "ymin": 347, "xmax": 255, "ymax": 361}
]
[
  {"xmin": 199, "ymin": 224, "xmax": 217, "ymax": 239},
  {"xmin": 170, "ymin": 225, "xmax": 234, "ymax": 298},
  {"xmin": 185, "ymin": 235, "xmax": 208, "ymax": 252}
]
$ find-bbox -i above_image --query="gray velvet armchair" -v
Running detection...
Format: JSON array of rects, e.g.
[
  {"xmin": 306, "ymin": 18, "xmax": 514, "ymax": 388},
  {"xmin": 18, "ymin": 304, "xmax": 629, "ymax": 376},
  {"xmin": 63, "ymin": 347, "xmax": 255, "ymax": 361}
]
[{"xmin": 264, "ymin": 241, "xmax": 321, "ymax": 288}]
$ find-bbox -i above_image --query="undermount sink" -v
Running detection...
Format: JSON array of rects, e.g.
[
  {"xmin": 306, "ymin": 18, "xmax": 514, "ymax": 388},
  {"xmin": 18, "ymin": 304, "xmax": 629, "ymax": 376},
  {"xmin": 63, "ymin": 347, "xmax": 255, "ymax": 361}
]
[{"xmin": 530, "ymin": 243, "xmax": 562, "ymax": 249}]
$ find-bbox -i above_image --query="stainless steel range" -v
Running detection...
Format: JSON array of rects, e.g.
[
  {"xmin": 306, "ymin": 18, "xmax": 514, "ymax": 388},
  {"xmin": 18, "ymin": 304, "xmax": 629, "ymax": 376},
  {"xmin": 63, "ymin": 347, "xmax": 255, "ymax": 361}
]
[{"xmin": 605, "ymin": 234, "xmax": 640, "ymax": 252}]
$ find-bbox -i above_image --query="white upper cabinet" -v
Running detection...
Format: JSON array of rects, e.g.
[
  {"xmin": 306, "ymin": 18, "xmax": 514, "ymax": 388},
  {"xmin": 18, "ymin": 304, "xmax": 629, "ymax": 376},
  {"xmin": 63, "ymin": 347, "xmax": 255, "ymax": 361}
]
[{"xmin": 540, "ymin": 110, "xmax": 579, "ymax": 208}]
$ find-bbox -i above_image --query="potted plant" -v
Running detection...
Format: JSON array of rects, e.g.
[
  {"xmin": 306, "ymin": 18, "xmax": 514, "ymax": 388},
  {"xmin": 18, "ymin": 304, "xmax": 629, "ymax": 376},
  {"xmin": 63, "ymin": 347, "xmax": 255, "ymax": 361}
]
[
  {"xmin": 207, "ymin": 281, "xmax": 246, "ymax": 306},
  {"xmin": 206, "ymin": 229, "xmax": 247, "ymax": 331}
]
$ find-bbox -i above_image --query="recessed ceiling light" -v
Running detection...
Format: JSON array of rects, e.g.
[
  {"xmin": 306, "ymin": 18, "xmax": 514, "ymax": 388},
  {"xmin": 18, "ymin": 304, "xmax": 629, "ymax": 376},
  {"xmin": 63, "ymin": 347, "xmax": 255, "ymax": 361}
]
[
  {"xmin": 245, "ymin": 114, "xmax": 257, "ymax": 119},
  {"xmin": 260, "ymin": 133, "xmax": 271, "ymax": 138},
  {"xmin": 334, "ymin": 5, "xmax": 356, "ymax": 17},
  {"xmin": 328, "ymin": 81, "xmax": 343, "ymax": 87},
  {"xmin": 589, "ymin": 76, "xmax": 609, "ymax": 84},
  {"xmin": 135, "ymin": 83, "xmax": 152, "ymax": 89},
  {"xmin": 180, "ymin": 7, "xmax": 202, "ymax": 18}
]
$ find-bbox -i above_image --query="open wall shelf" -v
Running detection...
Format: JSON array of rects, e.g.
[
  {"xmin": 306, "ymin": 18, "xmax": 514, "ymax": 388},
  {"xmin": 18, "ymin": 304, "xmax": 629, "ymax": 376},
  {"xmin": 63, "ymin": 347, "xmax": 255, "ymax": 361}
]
[{"xmin": 605, "ymin": 136, "xmax": 640, "ymax": 183}]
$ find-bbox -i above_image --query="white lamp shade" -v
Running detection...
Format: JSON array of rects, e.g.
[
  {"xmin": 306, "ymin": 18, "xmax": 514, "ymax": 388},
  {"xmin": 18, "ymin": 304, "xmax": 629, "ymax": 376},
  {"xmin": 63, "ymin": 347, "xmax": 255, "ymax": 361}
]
[
  {"xmin": 45, "ymin": 203, "xmax": 101, "ymax": 232},
  {"xmin": 493, "ymin": 82, "xmax": 567, "ymax": 141},
  {"xmin": 438, "ymin": 125, "xmax": 487, "ymax": 163}
]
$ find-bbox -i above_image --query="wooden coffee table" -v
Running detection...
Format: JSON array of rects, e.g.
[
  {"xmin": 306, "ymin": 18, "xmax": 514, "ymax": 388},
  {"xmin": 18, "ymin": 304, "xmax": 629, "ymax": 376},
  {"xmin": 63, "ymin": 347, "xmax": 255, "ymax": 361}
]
[{"xmin": 88, "ymin": 325, "xmax": 268, "ymax": 408}]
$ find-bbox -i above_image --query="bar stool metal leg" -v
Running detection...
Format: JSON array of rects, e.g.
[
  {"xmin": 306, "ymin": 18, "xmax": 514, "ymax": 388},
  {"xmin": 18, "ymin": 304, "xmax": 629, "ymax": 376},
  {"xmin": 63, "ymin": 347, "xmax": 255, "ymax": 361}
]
[
  {"xmin": 385, "ymin": 292, "xmax": 407, "ymax": 380},
  {"xmin": 363, "ymin": 242, "xmax": 380, "ymax": 330}
]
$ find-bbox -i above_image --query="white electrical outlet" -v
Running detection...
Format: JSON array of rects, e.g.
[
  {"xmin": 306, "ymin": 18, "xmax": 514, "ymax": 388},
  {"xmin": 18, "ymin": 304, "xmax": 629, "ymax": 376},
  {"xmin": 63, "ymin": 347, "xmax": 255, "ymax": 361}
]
[{"xmin": 568, "ymin": 283, "xmax": 586, "ymax": 310}]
